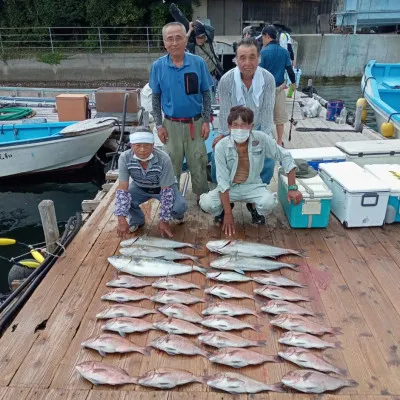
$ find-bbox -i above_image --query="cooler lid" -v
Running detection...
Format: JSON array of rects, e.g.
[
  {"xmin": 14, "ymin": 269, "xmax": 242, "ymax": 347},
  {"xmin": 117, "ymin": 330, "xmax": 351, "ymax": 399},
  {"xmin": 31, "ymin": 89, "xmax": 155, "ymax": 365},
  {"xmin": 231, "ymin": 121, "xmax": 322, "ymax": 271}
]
[
  {"xmin": 364, "ymin": 164, "xmax": 400, "ymax": 195},
  {"xmin": 319, "ymin": 162, "xmax": 391, "ymax": 193},
  {"xmin": 280, "ymin": 173, "xmax": 333, "ymax": 199},
  {"xmin": 335, "ymin": 140, "xmax": 400, "ymax": 157},
  {"xmin": 289, "ymin": 147, "xmax": 345, "ymax": 161}
]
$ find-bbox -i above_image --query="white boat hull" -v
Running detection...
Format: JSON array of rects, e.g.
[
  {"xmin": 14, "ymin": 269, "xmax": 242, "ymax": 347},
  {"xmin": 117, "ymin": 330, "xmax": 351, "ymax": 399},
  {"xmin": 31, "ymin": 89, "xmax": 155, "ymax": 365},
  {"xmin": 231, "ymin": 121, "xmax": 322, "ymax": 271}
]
[{"xmin": 372, "ymin": 108, "xmax": 400, "ymax": 139}]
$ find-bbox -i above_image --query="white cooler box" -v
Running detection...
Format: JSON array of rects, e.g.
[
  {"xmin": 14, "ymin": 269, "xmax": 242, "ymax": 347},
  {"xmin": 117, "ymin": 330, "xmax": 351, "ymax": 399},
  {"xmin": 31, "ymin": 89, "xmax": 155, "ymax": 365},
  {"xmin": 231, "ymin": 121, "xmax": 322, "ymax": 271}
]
[
  {"xmin": 319, "ymin": 162, "xmax": 390, "ymax": 227},
  {"xmin": 289, "ymin": 147, "xmax": 346, "ymax": 171},
  {"xmin": 335, "ymin": 140, "xmax": 400, "ymax": 167},
  {"xmin": 364, "ymin": 164, "xmax": 400, "ymax": 224}
]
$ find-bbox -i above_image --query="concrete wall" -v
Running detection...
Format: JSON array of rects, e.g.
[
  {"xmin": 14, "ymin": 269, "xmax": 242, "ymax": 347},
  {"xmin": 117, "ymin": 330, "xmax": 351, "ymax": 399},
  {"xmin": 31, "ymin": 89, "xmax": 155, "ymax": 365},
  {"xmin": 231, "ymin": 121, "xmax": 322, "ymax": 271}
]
[{"xmin": 193, "ymin": 1, "xmax": 208, "ymax": 20}]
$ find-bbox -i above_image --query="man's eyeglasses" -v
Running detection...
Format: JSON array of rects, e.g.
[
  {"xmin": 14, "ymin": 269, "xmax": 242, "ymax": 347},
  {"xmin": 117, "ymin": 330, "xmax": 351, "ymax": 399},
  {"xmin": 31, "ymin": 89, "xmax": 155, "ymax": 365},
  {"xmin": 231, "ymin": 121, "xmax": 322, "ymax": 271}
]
[{"xmin": 165, "ymin": 36, "xmax": 185, "ymax": 44}]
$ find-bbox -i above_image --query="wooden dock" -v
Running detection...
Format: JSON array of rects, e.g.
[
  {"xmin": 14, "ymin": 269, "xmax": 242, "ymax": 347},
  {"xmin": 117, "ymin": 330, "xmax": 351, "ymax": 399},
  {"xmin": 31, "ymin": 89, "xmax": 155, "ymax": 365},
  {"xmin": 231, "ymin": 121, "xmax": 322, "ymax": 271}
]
[{"xmin": 1, "ymin": 95, "xmax": 400, "ymax": 400}]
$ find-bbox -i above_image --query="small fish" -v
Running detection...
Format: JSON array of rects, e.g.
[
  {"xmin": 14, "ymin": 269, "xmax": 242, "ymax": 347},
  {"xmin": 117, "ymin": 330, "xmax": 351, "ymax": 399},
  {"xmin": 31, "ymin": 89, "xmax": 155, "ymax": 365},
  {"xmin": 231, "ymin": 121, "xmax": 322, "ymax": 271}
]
[
  {"xmin": 150, "ymin": 290, "xmax": 205, "ymax": 305},
  {"xmin": 138, "ymin": 368, "xmax": 202, "ymax": 389},
  {"xmin": 254, "ymin": 286, "xmax": 310, "ymax": 302},
  {"xmin": 152, "ymin": 277, "xmax": 200, "ymax": 291},
  {"xmin": 198, "ymin": 331, "xmax": 266, "ymax": 348},
  {"xmin": 106, "ymin": 275, "xmax": 151, "ymax": 289},
  {"xmin": 101, "ymin": 288, "xmax": 150, "ymax": 303},
  {"xmin": 279, "ymin": 331, "xmax": 341, "ymax": 349},
  {"xmin": 206, "ymin": 271, "xmax": 252, "ymax": 283},
  {"xmin": 102, "ymin": 317, "xmax": 156, "ymax": 336},
  {"xmin": 81, "ymin": 334, "xmax": 151, "ymax": 357},
  {"xmin": 96, "ymin": 305, "xmax": 157, "ymax": 319},
  {"xmin": 253, "ymin": 274, "xmax": 306, "ymax": 287},
  {"xmin": 202, "ymin": 302, "xmax": 257, "ymax": 317},
  {"xmin": 206, "ymin": 240, "xmax": 304, "ymax": 258},
  {"xmin": 281, "ymin": 369, "xmax": 357, "ymax": 393},
  {"xmin": 201, "ymin": 315, "xmax": 259, "ymax": 332},
  {"xmin": 206, "ymin": 372, "xmax": 284, "ymax": 394},
  {"xmin": 209, "ymin": 348, "xmax": 280, "ymax": 368},
  {"xmin": 278, "ymin": 348, "xmax": 347, "ymax": 375},
  {"xmin": 151, "ymin": 334, "xmax": 209, "ymax": 357},
  {"xmin": 270, "ymin": 314, "xmax": 340, "ymax": 336},
  {"xmin": 76, "ymin": 361, "xmax": 137, "ymax": 386},
  {"xmin": 154, "ymin": 318, "xmax": 207, "ymax": 335},
  {"xmin": 120, "ymin": 245, "xmax": 200, "ymax": 263},
  {"xmin": 158, "ymin": 303, "xmax": 203, "ymax": 323},
  {"xmin": 121, "ymin": 236, "xmax": 200, "ymax": 249},
  {"xmin": 204, "ymin": 285, "xmax": 253, "ymax": 300},
  {"xmin": 261, "ymin": 300, "xmax": 315, "ymax": 316}
]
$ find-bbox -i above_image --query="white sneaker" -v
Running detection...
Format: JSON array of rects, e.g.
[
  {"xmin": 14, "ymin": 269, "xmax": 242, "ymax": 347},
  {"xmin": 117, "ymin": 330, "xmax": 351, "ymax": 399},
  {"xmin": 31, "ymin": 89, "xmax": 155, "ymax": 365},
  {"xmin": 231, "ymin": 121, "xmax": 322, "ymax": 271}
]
[
  {"xmin": 171, "ymin": 218, "xmax": 184, "ymax": 225},
  {"xmin": 129, "ymin": 224, "xmax": 144, "ymax": 233}
]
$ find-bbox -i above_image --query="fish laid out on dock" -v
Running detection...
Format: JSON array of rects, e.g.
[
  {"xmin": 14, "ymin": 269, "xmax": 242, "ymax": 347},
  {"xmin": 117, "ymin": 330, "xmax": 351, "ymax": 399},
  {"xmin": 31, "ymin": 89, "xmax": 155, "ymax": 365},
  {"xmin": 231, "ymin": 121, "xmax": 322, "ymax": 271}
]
[
  {"xmin": 102, "ymin": 317, "xmax": 156, "ymax": 336},
  {"xmin": 281, "ymin": 369, "xmax": 357, "ymax": 393},
  {"xmin": 120, "ymin": 245, "xmax": 200, "ymax": 263},
  {"xmin": 150, "ymin": 290, "xmax": 205, "ymax": 305},
  {"xmin": 206, "ymin": 240, "xmax": 304, "ymax": 258},
  {"xmin": 137, "ymin": 368, "xmax": 203, "ymax": 389},
  {"xmin": 254, "ymin": 286, "xmax": 310, "ymax": 302},
  {"xmin": 198, "ymin": 331, "xmax": 266, "ymax": 348},
  {"xmin": 206, "ymin": 271, "xmax": 253, "ymax": 283},
  {"xmin": 108, "ymin": 256, "xmax": 206, "ymax": 277},
  {"xmin": 253, "ymin": 274, "xmax": 306, "ymax": 287},
  {"xmin": 101, "ymin": 288, "xmax": 150, "ymax": 303},
  {"xmin": 209, "ymin": 348, "xmax": 280, "ymax": 368},
  {"xmin": 202, "ymin": 302, "xmax": 258, "ymax": 317},
  {"xmin": 96, "ymin": 305, "xmax": 157, "ymax": 319},
  {"xmin": 204, "ymin": 284, "xmax": 254, "ymax": 300},
  {"xmin": 153, "ymin": 318, "xmax": 207, "ymax": 335},
  {"xmin": 279, "ymin": 331, "xmax": 341, "ymax": 349},
  {"xmin": 152, "ymin": 277, "xmax": 201, "ymax": 291},
  {"xmin": 158, "ymin": 303, "xmax": 203, "ymax": 323},
  {"xmin": 106, "ymin": 275, "xmax": 151, "ymax": 289},
  {"xmin": 151, "ymin": 334, "xmax": 210, "ymax": 358},
  {"xmin": 201, "ymin": 315, "xmax": 259, "ymax": 332},
  {"xmin": 261, "ymin": 300, "xmax": 315, "ymax": 316},
  {"xmin": 120, "ymin": 236, "xmax": 200, "ymax": 250}
]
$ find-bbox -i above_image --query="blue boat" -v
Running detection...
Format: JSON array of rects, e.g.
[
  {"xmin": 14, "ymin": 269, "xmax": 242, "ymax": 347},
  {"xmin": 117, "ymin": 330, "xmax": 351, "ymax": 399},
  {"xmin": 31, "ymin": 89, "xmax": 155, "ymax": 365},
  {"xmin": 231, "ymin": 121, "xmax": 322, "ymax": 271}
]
[{"xmin": 362, "ymin": 60, "xmax": 400, "ymax": 139}]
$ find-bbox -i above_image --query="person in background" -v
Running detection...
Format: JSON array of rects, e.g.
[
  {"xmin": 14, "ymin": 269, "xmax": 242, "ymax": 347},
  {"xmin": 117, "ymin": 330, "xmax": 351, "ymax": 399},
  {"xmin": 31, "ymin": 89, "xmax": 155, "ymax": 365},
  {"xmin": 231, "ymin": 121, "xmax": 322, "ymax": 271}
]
[
  {"xmin": 273, "ymin": 21, "xmax": 295, "ymax": 65},
  {"xmin": 200, "ymin": 106, "xmax": 302, "ymax": 235},
  {"xmin": 259, "ymin": 25, "xmax": 296, "ymax": 147},
  {"xmin": 150, "ymin": 22, "xmax": 213, "ymax": 203},
  {"xmin": 115, "ymin": 127, "xmax": 188, "ymax": 238}
]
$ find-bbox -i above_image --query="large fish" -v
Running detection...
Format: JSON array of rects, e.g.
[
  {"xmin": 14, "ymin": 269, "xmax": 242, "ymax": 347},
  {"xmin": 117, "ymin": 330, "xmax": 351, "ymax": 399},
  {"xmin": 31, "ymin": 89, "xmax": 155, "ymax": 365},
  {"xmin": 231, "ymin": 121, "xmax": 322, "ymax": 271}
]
[
  {"xmin": 154, "ymin": 318, "xmax": 207, "ymax": 335},
  {"xmin": 206, "ymin": 372, "xmax": 284, "ymax": 394},
  {"xmin": 253, "ymin": 274, "xmax": 305, "ymax": 287},
  {"xmin": 270, "ymin": 314, "xmax": 340, "ymax": 336},
  {"xmin": 206, "ymin": 271, "xmax": 252, "ymax": 283},
  {"xmin": 158, "ymin": 303, "xmax": 203, "ymax": 323},
  {"xmin": 108, "ymin": 256, "xmax": 206, "ymax": 277},
  {"xmin": 202, "ymin": 302, "xmax": 257, "ymax": 317},
  {"xmin": 106, "ymin": 275, "xmax": 151, "ymax": 289},
  {"xmin": 152, "ymin": 277, "xmax": 200, "ymax": 291},
  {"xmin": 76, "ymin": 361, "xmax": 137, "ymax": 386},
  {"xmin": 279, "ymin": 331, "xmax": 341, "ymax": 349},
  {"xmin": 198, "ymin": 331, "xmax": 266, "ymax": 348},
  {"xmin": 102, "ymin": 317, "xmax": 156, "ymax": 336},
  {"xmin": 261, "ymin": 300, "xmax": 315, "ymax": 316},
  {"xmin": 281, "ymin": 369, "xmax": 357, "ymax": 393},
  {"xmin": 120, "ymin": 245, "xmax": 200, "ymax": 263},
  {"xmin": 201, "ymin": 315, "xmax": 259, "ymax": 332},
  {"xmin": 204, "ymin": 284, "xmax": 253, "ymax": 300},
  {"xmin": 278, "ymin": 348, "xmax": 346, "ymax": 375},
  {"xmin": 254, "ymin": 286, "xmax": 310, "ymax": 302},
  {"xmin": 96, "ymin": 305, "xmax": 157, "ymax": 319},
  {"xmin": 81, "ymin": 334, "xmax": 151, "ymax": 357},
  {"xmin": 151, "ymin": 334, "xmax": 209, "ymax": 357},
  {"xmin": 209, "ymin": 348, "xmax": 280, "ymax": 368},
  {"xmin": 206, "ymin": 240, "xmax": 304, "ymax": 258},
  {"xmin": 121, "ymin": 236, "xmax": 200, "ymax": 249},
  {"xmin": 137, "ymin": 368, "xmax": 203, "ymax": 389},
  {"xmin": 150, "ymin": 290, "xmax": 205, "ymax": 305},
  {"xmin": 101, "ymin": 288, "xmax": 150, "ymax": 303}
]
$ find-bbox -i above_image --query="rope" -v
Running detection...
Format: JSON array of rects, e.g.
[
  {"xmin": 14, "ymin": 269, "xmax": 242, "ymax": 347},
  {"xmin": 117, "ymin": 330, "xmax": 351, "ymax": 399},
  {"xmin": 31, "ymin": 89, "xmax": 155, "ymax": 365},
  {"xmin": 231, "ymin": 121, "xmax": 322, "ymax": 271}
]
[
  {"xmin": 0, "ymin": 107, "xmax": 33, "ymax": 121},
  {"xmin": 388, "ymin": 112, "xmax": 400, "ymax": 123},
  {"xmin": 295, "ymin": 127, "xmax": 359, "ymax": 133}
]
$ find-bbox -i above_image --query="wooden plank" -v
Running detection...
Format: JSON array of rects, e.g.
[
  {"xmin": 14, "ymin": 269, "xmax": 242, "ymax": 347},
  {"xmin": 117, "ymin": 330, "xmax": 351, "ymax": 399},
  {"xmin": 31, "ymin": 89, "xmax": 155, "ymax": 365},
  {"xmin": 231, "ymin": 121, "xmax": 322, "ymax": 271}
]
[
  {"xmin": 0, "ymin": 387, "xmax": 31, "ymax": 400},
  {"xmin": 371, "ymin": 225, "xmax": 400, "ymax": 266},
  {"xmin": 106, "ymin": 170, "xmax": 119, "ymax": 181},
  {"xmin": 81, "ymin": 200, "xmax": 101, "ymax": 213},
  {"xmin": 27, "ymin": 389, "xmax": 89, "ymax": 400},
  {"xmin": 86, "ymin": 390, "xmax": 128, "ymax": 400},
  {"xmin": 102, "ymin": 183, "xmax": 114, "ymax": 192},
  {"xmin": 38, "ymin": 200, "xmax": 60, "ymax": 254}
]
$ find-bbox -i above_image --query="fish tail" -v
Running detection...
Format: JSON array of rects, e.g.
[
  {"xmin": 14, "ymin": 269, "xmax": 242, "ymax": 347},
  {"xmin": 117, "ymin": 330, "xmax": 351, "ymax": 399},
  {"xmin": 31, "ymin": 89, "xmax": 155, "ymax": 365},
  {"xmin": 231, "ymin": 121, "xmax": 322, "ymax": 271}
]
[
  {"xmin": 288, "ymin": 249, "xmax": 308, "ymax": 258},
  {"xmin": 334, "ymin": 341, "xmax": 343, "ymax": 349},
  {"xmin": 202, "ymin": 349, "xmax": 213, "ymax": 358},
  {"xmin": 188, "ymin": 255, "xmax": 201, "ymax": 265},
  {"xmin": 345, "ymin": 379, "xmax": 358, "ymax": 388},
  {"xmin": 271, "ymin": 355, "xmax": 283, "ymax": 363},
  {"xmin": 190, "ymin": 243, "xmax": 202, "ymax": 250},
  {"xmin": 194, "ymin": 266, "xmax": 208, "ymax": 275},
  {"xmin": 336, "ymin": 367, "xmax": 348, "ymax": 376},
  {"xmin": 128, "ymin": 376, "xmax": 138, "ymax": 384},
  {"xmin": 331, "ymin": 327, "xmax": 342, "ymax": 335},
  {"xmin": 267, "ymin": 382, "xmax": 285, "ymax": 393},
  {"xmin": 142, "ymin": 346, "xmax": 152, "ymax": 357},
  {"xmin": 253, "ymin": 324, "xmax": 263, "ymax": 332},
  {"xmin": 256, "ymin": 340, "xmax": 267, "ymax": 347},
  {"xmin": 286, "ymin": 264, "xmax": 300, "ymax": 271}
]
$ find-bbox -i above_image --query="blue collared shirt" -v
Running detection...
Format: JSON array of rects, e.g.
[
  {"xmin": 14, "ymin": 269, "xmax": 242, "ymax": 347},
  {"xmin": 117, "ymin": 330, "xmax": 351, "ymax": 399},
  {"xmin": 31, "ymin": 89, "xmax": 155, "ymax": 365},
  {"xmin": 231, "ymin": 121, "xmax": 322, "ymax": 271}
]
[
  {"xmin": 149, "ymin": 52, "xmax": 213, "ymax": 118},
  {"xmin": 259, "ymin": 42, "xmax": 291, "ymax": 87}
]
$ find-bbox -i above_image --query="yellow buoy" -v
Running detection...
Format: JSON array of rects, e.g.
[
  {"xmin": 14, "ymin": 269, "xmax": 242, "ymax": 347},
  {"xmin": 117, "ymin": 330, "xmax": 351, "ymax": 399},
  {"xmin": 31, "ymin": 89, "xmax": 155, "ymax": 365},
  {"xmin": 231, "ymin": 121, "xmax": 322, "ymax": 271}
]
[
  {"xmin": 356, "ymin": 98, "xmax": 367, "ymax": 108},
  {"xmin": 19, "ymin": 259, "xmax": 41, "ymax": 269},
  {"xmin": 0, "ymin": 238, "xmax": 16, "ymax": 245},
  {"xmin": 31, "ymin": 249, "xmax": 45, "ymax": 263},
  {"xmin": 381, "ymin": 122, "xmax": 395, "ymax": 138}
]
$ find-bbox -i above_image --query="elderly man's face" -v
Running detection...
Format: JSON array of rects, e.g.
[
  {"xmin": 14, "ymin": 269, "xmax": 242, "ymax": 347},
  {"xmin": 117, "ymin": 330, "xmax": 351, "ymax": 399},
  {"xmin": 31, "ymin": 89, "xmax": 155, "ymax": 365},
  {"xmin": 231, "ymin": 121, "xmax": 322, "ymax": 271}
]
[
  {"xmin": 132, "ymin": 143, "xmax": 153, "ymax": 160},
  {"xmin": 164, "ymin": 25, "xmax": 187, "ymax": 57},
  {"xmin": 236, "ymin": 45, "xmax": 259, "ymax": 79},
  {"xmin": 195, "ymin": 34, "xmax": 206, "ymax": 46}
]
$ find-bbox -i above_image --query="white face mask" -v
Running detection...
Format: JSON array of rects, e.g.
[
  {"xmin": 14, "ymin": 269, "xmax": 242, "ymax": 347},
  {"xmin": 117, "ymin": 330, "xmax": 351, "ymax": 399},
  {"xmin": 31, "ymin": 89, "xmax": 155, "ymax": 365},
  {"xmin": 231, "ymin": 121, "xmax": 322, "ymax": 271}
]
[
  {"xmin": 231, "ymin": 128, "xmax": 250, "ymax": 144},
  {"xmin": 133, "ymin": 153, "xmax": 154, "ymax": 162}
]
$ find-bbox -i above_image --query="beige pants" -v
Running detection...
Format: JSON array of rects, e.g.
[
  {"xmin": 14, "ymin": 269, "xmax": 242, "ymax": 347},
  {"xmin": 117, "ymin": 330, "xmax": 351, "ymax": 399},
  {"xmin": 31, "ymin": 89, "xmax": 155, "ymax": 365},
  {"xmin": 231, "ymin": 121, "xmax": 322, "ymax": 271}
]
[{"xmin": 274, "ymin": 85, "xmax": 289, "ymax": 125}]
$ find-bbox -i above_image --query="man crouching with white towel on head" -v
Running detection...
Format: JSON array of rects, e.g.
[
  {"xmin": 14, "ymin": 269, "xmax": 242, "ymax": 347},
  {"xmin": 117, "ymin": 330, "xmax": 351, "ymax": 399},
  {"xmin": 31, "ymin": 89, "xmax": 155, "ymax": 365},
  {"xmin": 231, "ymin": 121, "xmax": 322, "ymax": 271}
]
[{"xmin": 114, "ymin": 126, "xmax": 188, "ymax": 239}]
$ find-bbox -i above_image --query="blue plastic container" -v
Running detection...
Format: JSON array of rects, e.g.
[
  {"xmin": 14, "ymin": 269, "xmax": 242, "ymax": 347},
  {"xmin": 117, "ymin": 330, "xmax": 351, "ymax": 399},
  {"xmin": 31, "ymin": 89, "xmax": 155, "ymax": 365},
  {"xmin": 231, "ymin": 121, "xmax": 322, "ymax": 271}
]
[{"xmin": 326, "ymin": 99, "xmax": 344, "ymax": 121}]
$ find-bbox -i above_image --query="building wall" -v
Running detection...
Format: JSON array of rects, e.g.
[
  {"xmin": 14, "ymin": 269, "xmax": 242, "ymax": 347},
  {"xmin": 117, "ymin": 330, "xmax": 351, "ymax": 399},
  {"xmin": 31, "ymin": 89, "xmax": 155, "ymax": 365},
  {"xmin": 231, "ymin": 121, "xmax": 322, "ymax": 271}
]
[
  {"xmin": 192, "ymin": 1, "xmax": 208, "ymax": 20},
  {"xmin": 207, "ymin": 0, "xmax": 242, "ymax": 35}
]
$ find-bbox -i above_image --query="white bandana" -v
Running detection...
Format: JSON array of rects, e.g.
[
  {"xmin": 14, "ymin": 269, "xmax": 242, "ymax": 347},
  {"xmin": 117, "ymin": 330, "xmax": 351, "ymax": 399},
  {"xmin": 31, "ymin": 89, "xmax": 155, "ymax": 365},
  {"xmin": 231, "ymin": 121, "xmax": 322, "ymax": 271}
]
[{"xmin": 129, "ymin": 131, "xmax": 154, "ymax": 144}]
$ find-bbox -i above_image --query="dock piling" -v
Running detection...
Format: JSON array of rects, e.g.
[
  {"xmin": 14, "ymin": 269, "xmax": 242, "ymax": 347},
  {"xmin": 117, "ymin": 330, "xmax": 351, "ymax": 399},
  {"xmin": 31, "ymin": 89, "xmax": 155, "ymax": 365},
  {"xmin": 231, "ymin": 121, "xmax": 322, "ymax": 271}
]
[{"xmin": 38, "ymin": 200, "xmax": 60, "ymax": 254}]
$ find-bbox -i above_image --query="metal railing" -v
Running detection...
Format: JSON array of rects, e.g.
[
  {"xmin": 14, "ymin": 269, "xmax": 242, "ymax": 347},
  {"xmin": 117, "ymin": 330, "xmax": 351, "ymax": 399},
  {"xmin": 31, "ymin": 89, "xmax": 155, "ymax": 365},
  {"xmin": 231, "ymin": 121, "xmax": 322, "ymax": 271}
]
[{"xmin": 0, "ymin": 26, "xmax": 165, "ymax": 54}]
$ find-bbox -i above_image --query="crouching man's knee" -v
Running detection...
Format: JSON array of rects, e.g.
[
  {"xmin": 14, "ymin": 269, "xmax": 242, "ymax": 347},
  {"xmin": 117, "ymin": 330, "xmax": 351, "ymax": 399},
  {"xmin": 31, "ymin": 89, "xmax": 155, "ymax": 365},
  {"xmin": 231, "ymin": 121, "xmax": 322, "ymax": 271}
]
[
  {"xmin": 199, "ymin": 191, "xmax": 222, "ymax": 215},
  {"xmin": 256, "ymin": 191, "xmax": 277, "ymax": 216}
]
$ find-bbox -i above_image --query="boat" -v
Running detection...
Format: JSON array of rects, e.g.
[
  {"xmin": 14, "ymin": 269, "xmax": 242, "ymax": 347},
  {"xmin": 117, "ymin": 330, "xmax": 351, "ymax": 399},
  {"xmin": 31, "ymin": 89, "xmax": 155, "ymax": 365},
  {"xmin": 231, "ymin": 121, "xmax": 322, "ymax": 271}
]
[
  {"xmin": 0, "ymin": 118, "xmax": 117, "ymax": 177},
  {"xmin": 362, "ymin": 60, "xmax": 400, "ymax": 138}
]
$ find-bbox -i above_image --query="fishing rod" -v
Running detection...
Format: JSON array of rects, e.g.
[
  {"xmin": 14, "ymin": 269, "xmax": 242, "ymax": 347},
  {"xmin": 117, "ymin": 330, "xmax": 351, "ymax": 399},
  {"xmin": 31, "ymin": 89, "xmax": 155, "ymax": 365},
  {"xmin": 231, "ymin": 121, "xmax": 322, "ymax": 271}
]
[{"xmin": 288, "ymin": 88, "xmax": 297, "ymax": 142}]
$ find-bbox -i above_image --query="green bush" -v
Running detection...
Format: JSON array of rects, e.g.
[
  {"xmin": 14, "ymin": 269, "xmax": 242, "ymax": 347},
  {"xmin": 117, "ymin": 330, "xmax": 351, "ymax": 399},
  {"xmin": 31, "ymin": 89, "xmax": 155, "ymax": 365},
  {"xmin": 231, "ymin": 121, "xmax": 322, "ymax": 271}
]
[{"xmin": 36, "ymin": 52, "xmax": 66, "ymax": 65}]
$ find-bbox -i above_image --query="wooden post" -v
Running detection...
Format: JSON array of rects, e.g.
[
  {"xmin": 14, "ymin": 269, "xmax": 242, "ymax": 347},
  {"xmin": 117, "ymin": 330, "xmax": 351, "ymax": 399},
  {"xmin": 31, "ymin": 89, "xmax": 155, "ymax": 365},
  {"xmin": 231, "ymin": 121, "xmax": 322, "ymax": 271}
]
[
  {"xmin": 354, "ymin": 104, "xmax": 363, "ymax": 132},
  {"xmin": 38, "ymin": 200, "xmax": 60, "ymax": 254}
]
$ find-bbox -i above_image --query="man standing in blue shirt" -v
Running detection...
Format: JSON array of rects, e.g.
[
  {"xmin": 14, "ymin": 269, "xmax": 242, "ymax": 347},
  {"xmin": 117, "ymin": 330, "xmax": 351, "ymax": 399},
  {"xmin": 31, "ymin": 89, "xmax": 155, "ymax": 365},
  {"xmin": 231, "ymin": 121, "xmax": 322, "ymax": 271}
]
[
  {"xmin": 259, "ymin": 25, "xmax": 296, "ymax": 146},
  {"xmin": 150, "ymin": 22, "xmax": 213, "ymax": 201}
]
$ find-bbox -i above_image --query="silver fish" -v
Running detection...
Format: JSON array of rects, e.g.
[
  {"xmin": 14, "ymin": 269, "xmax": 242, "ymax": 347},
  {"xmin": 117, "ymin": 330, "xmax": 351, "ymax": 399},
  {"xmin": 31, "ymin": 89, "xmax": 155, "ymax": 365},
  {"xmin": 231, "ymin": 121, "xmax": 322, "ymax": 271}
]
[
  {"xmin": 209, "ymin": 348, "xmax": 280, "ymax": 368},
  {"xmin": 150, "ymin": 290, "xmax": 205, "ymax": 305},
  {"xmin": 202, "ymin": 302, "xmax": 257, "ymax": 317},
  {"xmin": 154, "ymin": 318, "xmax": 207, "ymax": 335},
  {"xmin": 254, "ymin": 286, "xmax": 310, "ymax": 302},
  {"xmin": 206, "ymin": 271, "xmax": 252, "ymax": 283},
  {"xmin": 278, "ymin": 348, "xmax": 347, "ymax": 375},
  {"xmin": 138, "ymin": 368, "xmax": 202, "ymax": 389},
  {"xmin": 152, "ymin": 277, "xmax": 200, "ymax": 291},
  {"xmin": 279, "ymin": 331, "xmax": 342, "ymax": 349},
  {"xmin": 201, "ymin": 315, "xmax": 259, "ymax": 332},
  {"xmin": 101, "ymin": 288, "xmax": 150, "ymax": 303},
  {"xmin": 206, "ymin": 372, "xmax": 284, "ymax": 394},
  {"xmin": 106, "ymin": 275, "xmax": 151, "ymax": 289},
  {"xmin": 108, "ymin": 256, "xmax": 206, "ymax": 277},
  {"xmin": 253, "ymin": 274, "xmax": 306, "ymax": 287},
  {"xmin": 151, "ymin": 334, "xmax": 209, "ymax": 357},
  {"xmin": 261, "ymin": 300, "xmax": 315, "ymax": 316},
  {"xmin": 206, "ymin": 240, "xmax": 304, "ymax": 258},
  {"xmin": 158, "ymin": 303, "xmax": 203, "ymax": 323},
  {"xmin": 281, "ymin": 369, "xmax": 357, "ymax": 393},
  {"xmin": 96, "ymin": 305, "xmax": 157, "ymax": 319},
  {"xmin": 120, "ymin": 245, "xmax": 200, "ymax": 263},
  {"xmin": 204, "ymin": 284, "xmax": 253, "ymax": 300},
  {"xmin": 76, "ymin": 361, "xmax": 137, "ymax": 386},
  {"xmin": 121, "ymin": 236, "xmax": 200, "ymax": 249},
  {"xmin": 81, "ymin": 334, "xmax": 151, "ymax": 357},
  {"xmin": 102, "ymin": 317, "xmax": 156, "ymax": 336},
  {"xmin": 198, "ymin": 331, "xmax": 266, "ymax": 348}
]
